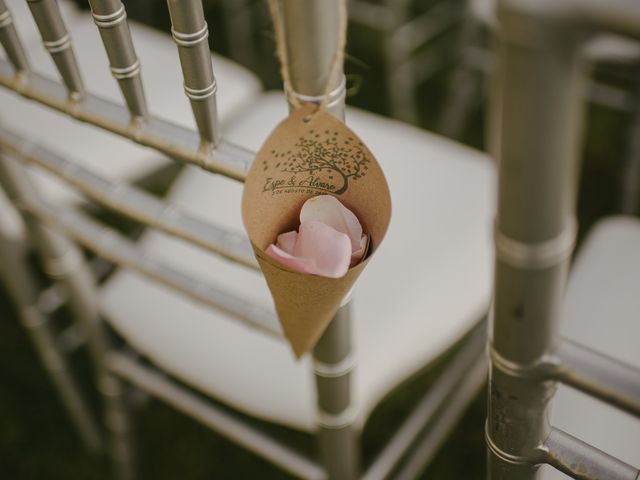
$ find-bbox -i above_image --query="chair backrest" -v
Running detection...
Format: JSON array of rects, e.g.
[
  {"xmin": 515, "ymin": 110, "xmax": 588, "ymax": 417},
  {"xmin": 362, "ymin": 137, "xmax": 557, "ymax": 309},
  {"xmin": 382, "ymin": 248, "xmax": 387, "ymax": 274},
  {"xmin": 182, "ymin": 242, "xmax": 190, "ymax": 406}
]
[
  {"xmin": 0, "ymin": 0, "xmax": 277, "ymax": 335},
  {"xmin": 0, "ymin": 0, "xmax": 352, "ymax": 326},
  {"xmin": 0, "ymin": 1, "xmax": 362, "ymax": 478},
  {"xmin": 348, "ymin": 0, "xmax": 469, "ymax": 124},
  {"xmin": 487, "ymin": 1, "xmax": 640, "ymax": 479}
]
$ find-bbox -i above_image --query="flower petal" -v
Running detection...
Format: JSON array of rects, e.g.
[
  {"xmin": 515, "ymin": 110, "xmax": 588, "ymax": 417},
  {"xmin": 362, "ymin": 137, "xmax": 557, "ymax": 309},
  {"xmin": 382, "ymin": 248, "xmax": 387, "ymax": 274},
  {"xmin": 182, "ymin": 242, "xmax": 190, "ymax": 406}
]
[
  {"xmin": 265, "ymin": 244, "xmax": 316, "ymax": 274},
  {"xmin": 295, "ymin": 221, "xmax": 351, "ymax": 278},
  {"xmin": 350, "ymin": 234, "xmax": 369, "ymax": 267},
  {"xmin": 276, "ymin": 230, "xmax": 298, "ymax": 255},
  {"xmin": 300, "ymin": 195, "xmax": 362, "ymax": 252}
]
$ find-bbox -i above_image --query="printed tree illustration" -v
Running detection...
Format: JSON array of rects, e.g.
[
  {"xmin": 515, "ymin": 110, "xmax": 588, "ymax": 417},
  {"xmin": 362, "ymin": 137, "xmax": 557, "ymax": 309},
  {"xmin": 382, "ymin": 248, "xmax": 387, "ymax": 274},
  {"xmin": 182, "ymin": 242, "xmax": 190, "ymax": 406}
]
[{"xmin": 278, "ymin": 129, "xmax": 370, "ymax": 194}]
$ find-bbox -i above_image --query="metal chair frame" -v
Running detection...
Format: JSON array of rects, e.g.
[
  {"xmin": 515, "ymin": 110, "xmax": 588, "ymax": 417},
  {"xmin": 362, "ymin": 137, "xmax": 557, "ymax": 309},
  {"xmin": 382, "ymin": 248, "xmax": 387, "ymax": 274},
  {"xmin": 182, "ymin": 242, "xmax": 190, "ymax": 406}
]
[
  {"xmin": 487, "ymin": 0, "xmax": 640, "ymax": 479},
  {"xmin": 0, "ymin": 0, "xmax": 487, "ymax": 478},
  {"xmin": 440, "ymin": 0, "xmax": 640, "ymax": 140},
  {"xmin": 348, "ymin": 0, "xmax": 467, "ymax": 124}
]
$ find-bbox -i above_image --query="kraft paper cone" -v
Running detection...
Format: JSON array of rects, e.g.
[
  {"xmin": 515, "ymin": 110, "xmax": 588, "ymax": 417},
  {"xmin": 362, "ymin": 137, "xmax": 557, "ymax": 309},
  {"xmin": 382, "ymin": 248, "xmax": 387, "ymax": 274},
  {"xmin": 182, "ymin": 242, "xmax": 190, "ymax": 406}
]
[{"xmin": 242, "ymin": 104, "xmax": 391, "ymax": 357}]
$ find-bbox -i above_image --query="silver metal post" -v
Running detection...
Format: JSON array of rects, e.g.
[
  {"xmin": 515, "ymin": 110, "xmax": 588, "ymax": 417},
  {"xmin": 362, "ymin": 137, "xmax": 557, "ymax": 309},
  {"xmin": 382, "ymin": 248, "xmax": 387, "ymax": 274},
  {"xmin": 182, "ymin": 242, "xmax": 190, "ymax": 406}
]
[
  {"xmin": 219, "ymin": 0, "xmax": 257, "ymax": 67},
  {"xmin": 26, "ymin": 0, "xmax": 84, "ymax": 97},
  {"xmin": 382, "ymin": 0, "xmax": 417, "ymax": 124},
  {"xmin": 313, "ymin": 304, "xmax": 359, "ymax": 480},
  {"xmin": 277, "ymin": 1, "xmax": 355, "ymax": 477},
  {"xmin": 280, "ymin": 0, "xmax": 346, "ymax": 119},
  {"xmin": 87, "ymin": 0, "xmax": 148, "ymax": 118},
  {"xmin": 487, "ymin": 2, "xmax": 588, "ymax": 477},
  {"xmin": 0, "ymin": 0, "xmax": 30, "ymax": 72},
  {"xmin": 621, "ymin": 81, "xmax": 640, "ymax": 215},
  {"xmin": 166, "ymin": 0, "xmax": 220, "ymax": 146}
]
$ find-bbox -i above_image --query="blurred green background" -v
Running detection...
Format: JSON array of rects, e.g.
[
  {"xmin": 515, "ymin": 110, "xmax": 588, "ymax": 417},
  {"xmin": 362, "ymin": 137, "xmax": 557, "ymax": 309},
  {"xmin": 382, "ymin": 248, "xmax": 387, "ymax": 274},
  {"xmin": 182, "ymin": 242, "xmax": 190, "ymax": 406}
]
[{"xmin": 1, "ymin": 0, "xmax": 638, "ymax": 478}]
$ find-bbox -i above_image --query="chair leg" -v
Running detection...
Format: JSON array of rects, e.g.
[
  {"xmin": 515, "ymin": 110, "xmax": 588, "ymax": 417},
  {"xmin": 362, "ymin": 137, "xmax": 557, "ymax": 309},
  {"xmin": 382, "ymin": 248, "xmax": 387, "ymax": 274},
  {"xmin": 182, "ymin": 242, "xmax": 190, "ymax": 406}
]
[
  {"xmin": 0, "ymin": 228, "xmax": 103, "ymax": 452},
  {"xmin": 383, "ymin": 0, "xmax": 420, "ymax": 124},
  {"xmin": 100, "ymin": 373, "xmax": 136, "ymax": 480},
  {"xmin": 317, "ymin": 425, "xmax": 360, "ymax": 480},
  {"xmin": 313, "ymin": 304, "xmax": 360, "ymax": 480},
  {"xmin": 40, "ymin": 230, "xmax": 137, "ymax": 480},
  {"xmin": 621, "ymin": 79, "xmax": 640, "ymax": 215},
  {"xmin": 0, "ymin": 156, "xmax": 136, "ymax": 479},
  {"xmin": 438, "ymin": 7, "xmax": 485, "ymax": 139},
  {"xmin": 220, "ymin": 0, "xmax": 258, "ymax": 67}
]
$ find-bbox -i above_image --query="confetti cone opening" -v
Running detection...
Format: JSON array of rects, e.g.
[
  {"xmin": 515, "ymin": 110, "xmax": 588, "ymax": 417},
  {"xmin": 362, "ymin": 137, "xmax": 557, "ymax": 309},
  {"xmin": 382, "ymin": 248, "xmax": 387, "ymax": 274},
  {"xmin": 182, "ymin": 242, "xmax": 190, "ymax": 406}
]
[{"xmin": 242, "ymin": 104, "xmax": 391, "ymax": 357}]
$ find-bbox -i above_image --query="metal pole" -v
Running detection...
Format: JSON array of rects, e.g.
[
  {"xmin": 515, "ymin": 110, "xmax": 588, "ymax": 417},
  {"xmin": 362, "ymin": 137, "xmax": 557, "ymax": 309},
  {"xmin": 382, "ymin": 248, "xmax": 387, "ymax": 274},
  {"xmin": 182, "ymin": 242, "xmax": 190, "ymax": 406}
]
[
  {"xmin": 280, "ymin": 0, "xmax": 346, "ymax": 119},
  {"xmin": 487, "ymin": 1, "xmax": 588, "ymax": 477},
  {"xmin": 278, "ymin": 2, "xmax": 355, "ymax": 478},
  {"xmin": 313, "ymin": 304, "xmax": 359, "ymax": 480},
  {"xmin": 555, "ymin": 340, "xmax": 640, "ymax": 418},
  {"xmin": 0, "ymin": 0, "xmax": 30, "ymax": 72},
  {"xmin": 87, "ymin": 0, "xmax": 148, "ymax": 118},
  {"xmin": 166, "ymin": 0, "xmax": 221, "ymax": 146},
  {"xmin": 383, "ymin": 0, "xmax": 418, "ymax": 124},
  {"xmin": 620, "ymin": 80, "xmax": 640, "ymax": 215},
  {"xmin": 543, "ymin": 428, "xmax": 640, "ymax": 480},
  {"xmin": 26, "ymin": 0, "xmax": 85, "ymax": 98}
]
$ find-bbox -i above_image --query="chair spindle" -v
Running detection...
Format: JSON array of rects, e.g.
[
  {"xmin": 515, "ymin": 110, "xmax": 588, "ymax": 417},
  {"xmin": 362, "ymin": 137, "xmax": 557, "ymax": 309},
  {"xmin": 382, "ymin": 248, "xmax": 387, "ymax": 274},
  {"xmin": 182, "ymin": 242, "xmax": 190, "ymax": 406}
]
[
  {"xmin": 88, "ymin": 0, "xmax": 148, "ymax": 118},
  {"xmin": 27, "ymin": 0, "xmax": 84, "ymax": 96},
  {"xmin": 166, "ymin": 0, "xmax": 220, "ymax": 146},
  {"xmin": 0, "ymin": 0, "xmax": 30, "ymax": 72}
]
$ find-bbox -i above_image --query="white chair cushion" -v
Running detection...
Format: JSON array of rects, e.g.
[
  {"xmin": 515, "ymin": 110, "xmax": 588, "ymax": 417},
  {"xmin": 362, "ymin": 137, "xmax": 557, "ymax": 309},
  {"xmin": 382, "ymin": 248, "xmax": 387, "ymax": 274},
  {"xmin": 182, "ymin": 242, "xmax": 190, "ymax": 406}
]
[
  {"xmin": 543, "ymin": 216, "xmax": 640, "ymax": 478},
  {"xmin": 1, "ymin": 0, "xmax": 261, "ymax": 205},
  {"xmin": 100, "ymin": 92, "xmax": 496, "ymax": 431}
]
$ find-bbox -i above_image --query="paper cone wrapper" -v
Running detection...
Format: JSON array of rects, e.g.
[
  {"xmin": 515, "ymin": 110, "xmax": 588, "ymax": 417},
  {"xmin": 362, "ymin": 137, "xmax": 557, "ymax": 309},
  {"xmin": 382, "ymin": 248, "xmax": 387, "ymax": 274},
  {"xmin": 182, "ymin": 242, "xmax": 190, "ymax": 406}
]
[{"xmin": 242, "ymin": 104, "xmax": 391, "ymax": 357}]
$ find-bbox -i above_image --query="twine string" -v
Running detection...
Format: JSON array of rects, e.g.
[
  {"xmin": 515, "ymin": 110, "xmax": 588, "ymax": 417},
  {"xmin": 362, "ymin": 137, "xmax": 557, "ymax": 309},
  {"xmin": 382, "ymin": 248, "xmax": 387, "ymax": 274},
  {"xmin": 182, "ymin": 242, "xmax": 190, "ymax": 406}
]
[{"xmin": 267, "ymin": 0, "xmax": 348, "ymax": 112}]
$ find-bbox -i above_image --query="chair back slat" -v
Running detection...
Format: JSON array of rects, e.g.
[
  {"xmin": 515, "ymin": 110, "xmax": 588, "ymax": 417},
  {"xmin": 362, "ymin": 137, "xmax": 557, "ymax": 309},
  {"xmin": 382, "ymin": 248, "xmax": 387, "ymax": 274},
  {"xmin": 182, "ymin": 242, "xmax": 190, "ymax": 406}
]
[
  {"xmin": 88, "ymin": 0, "xmax": 147, "ymax": 117},
  {"xmin": 0, "ymin": 61, "xmax": 252, "ymax": 179},
  {"xmin": 0, "ymin": 126, "xmax": 257, "ymax": 268},
  {"xmin": 27, "ymin": 0, "xmax": 84, "ymax": 96},
  {"xmin": 167, "ymin": 0, "xmax": 220, "ymax": 145},
  {"xmin": 0, "ymin": 0, "xmax": 30, "ymax": 72},
  {"xmin": 0, "ymin": 151, "xmax": 280, "ymax": 337}
]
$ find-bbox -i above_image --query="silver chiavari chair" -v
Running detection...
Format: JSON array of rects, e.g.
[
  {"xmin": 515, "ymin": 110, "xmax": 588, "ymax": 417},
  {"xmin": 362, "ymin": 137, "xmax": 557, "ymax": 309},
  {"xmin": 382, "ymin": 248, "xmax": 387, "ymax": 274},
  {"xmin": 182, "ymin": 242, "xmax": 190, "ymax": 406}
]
[
  {"xmin": 0, "ymin": 0, "xmax": 260, "ymax": 457},
  {"xmin": 487, "ymin": 0, "xmax": 640, "ymax": 479},
  {"xmin": 348, "ymin": 0, "xmax": 468, "ymax": 124},
  {"xmin": 1, "ymin": 0, "xmax": 496, "ymax": 478},
  {"xmin": 439, "ymin": 0, "xmax": 640, "ymax": 140}
]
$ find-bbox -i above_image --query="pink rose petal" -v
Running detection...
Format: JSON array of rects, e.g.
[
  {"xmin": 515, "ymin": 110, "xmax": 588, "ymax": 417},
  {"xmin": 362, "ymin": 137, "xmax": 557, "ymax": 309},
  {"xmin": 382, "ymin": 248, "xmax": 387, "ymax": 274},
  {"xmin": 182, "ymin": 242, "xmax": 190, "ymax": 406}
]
[
  {"xmin": 295, "ymin": 221, "xmax": 351, "ymax": 278},
  {"xmin": 350, "ymin": 234, "xmax": 369, "ymax": 266},
  {"xmin": 300, "ymin": 195, "xmax": 363, "ymax": 252},
  {"xmin": 276, "ymin": 230, "xmax": 298, "ymax": 255},
  {"xmin": 265, "ymin": 244, "xmax": 316, "ymax": 274},
  {"xmin": 265, "ymin": 197, "xmax": 367, "ymax": 278}
]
